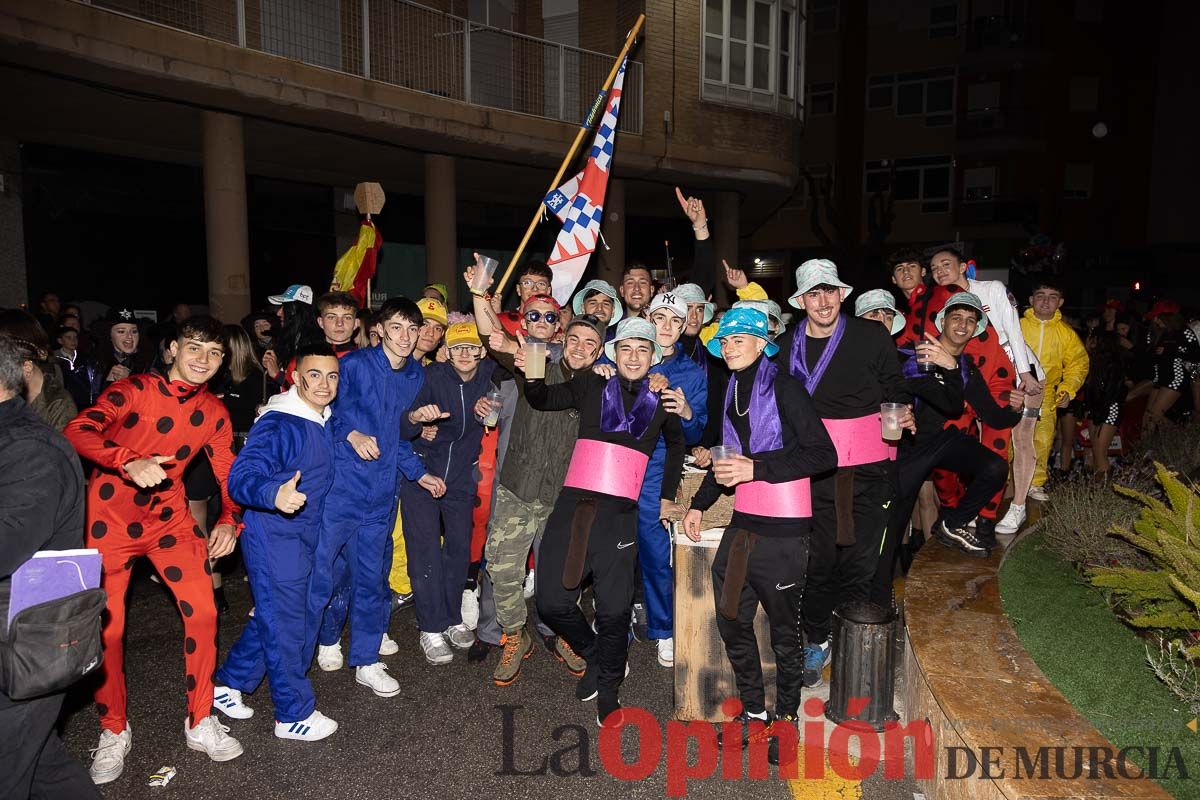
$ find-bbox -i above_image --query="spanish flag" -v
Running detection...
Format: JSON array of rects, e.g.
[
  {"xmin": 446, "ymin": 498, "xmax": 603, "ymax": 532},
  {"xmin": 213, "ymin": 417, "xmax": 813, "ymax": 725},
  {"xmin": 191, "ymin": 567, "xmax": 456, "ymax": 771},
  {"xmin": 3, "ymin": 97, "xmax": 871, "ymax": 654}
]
[{"xmin": 333, "ymin": 219, "xmax": 382, "ymax": 307}]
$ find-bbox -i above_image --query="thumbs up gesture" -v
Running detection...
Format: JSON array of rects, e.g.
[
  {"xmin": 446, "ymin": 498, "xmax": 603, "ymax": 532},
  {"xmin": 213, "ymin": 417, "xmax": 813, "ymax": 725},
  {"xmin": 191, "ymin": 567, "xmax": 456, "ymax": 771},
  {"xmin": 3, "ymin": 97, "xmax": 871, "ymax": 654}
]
[{"xmin": 275, "ymin": 470, "xmax": 307, "ymax": 514}]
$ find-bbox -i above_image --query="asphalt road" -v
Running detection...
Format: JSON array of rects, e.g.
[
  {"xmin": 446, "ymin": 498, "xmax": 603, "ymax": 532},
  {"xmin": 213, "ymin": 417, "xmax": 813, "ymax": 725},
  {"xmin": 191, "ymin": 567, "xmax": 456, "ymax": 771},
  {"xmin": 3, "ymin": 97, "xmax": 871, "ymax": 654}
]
[{"xmin": 60, "ymin": 566, "xmax": 922, "ymax": 800}]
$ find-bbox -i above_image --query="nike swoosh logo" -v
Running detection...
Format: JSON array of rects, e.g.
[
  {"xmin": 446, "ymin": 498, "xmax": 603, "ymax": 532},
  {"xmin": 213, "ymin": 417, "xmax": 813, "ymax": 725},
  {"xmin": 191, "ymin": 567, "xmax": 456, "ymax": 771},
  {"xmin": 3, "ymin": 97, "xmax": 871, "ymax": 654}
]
[
  {"xmin": 617, "ymin": 541, "xmax": 635, "ymax": 550},
  {"xmin": 776, "ymin": 582, "xmax": 796, "ymax": 591}
]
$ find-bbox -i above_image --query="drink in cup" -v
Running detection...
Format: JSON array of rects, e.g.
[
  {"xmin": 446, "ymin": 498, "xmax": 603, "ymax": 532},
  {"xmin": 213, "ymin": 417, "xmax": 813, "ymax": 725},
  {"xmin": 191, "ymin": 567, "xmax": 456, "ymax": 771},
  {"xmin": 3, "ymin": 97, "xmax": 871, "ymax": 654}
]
[
  {"xmin": 523, "ymin": 341, "xmax": 547, "ymax": 379},
  {"xmin": 709, "ymin": 444, "xmax": 741, "ymax": 463},
  {"xmin": 880, "ymin": 402, "xmax": 905, "ymax": 442},
  {"xmin": 480, "ymin": 389, "xmax": 503, "ymax": 427},
  {"xmin": 469, "ymin": 254, "xmax": 499, "ymax": 294}
]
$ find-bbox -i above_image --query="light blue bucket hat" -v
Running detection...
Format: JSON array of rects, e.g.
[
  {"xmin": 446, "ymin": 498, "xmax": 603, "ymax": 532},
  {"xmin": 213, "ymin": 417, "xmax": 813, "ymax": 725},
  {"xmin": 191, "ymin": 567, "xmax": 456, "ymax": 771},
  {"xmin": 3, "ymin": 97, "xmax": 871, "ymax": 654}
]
[
  {"xmin": 706, "ymin": 307, "xmax": 780, "ymax": 359},
  {"xmin": 571, "ymin": 279, "xmax": 623, "ymax": 326},
  {"xmin": 934, "ymin": 291, "xmax": 989, "ymax": 338},
  {"xmin": 673, "ymin": 283, "xmax": 714, "ymax": 324},
  {"xmin": 604, "ymin": 317, "xmax": 662, "ymax": 365},
  {"xmin": 787, "ymin": 258, "xmax": 853, "ymax": 309},
  {"xmin": 854, "ymin": 289, "xmax": 907, "ymax": 336}
]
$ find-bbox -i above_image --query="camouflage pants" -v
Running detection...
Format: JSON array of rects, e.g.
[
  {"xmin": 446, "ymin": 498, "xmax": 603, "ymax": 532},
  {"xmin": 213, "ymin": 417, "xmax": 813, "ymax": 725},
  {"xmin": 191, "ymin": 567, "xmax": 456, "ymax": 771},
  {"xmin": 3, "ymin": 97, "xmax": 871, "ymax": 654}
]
[{"xmin": 484, "ymin": 484, "xmax": 551, "ymax": 634}]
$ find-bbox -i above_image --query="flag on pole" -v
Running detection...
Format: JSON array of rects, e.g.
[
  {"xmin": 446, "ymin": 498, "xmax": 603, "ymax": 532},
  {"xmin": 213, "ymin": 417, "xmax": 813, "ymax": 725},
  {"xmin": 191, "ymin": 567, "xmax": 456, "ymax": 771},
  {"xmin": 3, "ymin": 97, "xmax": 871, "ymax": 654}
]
[
  {"xmin": 332, "ymin": 219, "xmax": 381, "ymax": 307},
  {"xmin": 543, "ymin": 57, "xmax": 628, "ymax": 305}
]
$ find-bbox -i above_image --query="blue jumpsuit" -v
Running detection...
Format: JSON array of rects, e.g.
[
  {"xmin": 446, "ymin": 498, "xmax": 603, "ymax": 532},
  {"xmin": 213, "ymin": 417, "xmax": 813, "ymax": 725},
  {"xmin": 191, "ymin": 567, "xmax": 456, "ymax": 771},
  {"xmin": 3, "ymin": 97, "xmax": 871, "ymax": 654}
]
[
  {"xmin": 400, "ymin": 359, "xmax": 498, "ymax": 633},
  {"xmin": 312, "ymin": 346, "xmax": 427, "ymax": 668},
  {"xmin": 215, "ymin": 391, "xmax": 335, "ymax": 723},
  {"xmin": 638, "ymin": 349, "xmax": 707, "ymax": 640}
]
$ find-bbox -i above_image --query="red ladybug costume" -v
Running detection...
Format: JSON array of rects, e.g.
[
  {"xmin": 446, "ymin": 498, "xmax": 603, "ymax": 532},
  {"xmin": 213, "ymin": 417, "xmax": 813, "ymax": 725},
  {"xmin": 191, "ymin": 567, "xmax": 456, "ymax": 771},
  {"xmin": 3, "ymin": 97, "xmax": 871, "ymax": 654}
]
[
  {"xmin": 63, "ymin": 373, "xmax": 240, "ymax": 734},
  {"xmin": 897, "ymin": 283, "xmax": 1015, "ymax": 520}
]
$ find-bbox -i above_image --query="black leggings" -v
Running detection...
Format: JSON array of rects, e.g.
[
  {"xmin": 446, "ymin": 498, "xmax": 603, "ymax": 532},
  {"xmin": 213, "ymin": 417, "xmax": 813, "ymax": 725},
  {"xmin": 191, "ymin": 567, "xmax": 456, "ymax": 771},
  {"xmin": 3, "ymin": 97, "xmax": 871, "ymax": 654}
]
[{"xmin": 871, "ymin": 429, "xmax": 1008, "ymax": 607}]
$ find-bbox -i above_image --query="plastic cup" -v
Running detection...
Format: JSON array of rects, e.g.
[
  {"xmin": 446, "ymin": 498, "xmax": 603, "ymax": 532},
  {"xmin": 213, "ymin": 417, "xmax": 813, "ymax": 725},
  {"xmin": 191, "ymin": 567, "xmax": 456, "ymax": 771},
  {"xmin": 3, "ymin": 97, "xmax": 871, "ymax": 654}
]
[
  {"xmin": 480, "ymin": 389, "xmax": 503, "ymax": 427},
  {"xmin": 710, "ymin": 444, "xmax": 741, "ymax": 463},
  {"xmin": 524, "ymin": 341, "xmax": 547, "ymax": 379},
  {"xmin": 469, "ymin": 255, "xmax": 499, "ymax": 294},
  {"xmin": 880, "ymin": 402, "xmax": 905, "ymax": 442}
]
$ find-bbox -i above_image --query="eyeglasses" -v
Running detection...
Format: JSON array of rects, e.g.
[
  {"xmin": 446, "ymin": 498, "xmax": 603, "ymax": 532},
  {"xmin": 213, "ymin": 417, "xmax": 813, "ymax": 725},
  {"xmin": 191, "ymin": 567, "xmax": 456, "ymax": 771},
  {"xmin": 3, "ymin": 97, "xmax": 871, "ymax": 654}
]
[
  {"xmin": 519, "ymin": 279, "xmax": 551, "ymax": 292},
  {"xmin": 449, "ymin": 345, "xmax": 481, "ymax": 354},
  {"xmin": 524, "ymin": 310, "xmax": 560, "ymax": 324}
]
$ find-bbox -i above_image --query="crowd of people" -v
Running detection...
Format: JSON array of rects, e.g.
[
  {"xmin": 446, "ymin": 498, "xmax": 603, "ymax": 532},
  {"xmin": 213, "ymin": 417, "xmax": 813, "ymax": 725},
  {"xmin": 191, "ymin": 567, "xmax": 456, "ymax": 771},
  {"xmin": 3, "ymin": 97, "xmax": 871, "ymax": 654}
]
[{"xmin": 3, "ymin": 187, "xmax": 1200, "ymax": 796}]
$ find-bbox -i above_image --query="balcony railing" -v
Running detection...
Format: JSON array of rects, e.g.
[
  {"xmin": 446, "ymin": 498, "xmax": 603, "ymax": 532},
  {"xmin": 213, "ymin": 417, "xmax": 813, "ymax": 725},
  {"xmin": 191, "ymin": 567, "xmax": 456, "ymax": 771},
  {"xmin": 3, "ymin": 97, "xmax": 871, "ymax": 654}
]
[{"xmin": 83, "ymin": 0, "xmax": 643, "ymax": 134}]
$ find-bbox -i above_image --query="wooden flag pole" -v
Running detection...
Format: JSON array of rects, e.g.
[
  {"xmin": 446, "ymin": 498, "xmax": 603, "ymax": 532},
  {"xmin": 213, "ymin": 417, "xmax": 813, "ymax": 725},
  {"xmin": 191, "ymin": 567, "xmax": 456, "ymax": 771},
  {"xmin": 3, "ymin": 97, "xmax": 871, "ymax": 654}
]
[{"xmin": 492, "ymin": 13, "xmax": 645, "ymax": 297}]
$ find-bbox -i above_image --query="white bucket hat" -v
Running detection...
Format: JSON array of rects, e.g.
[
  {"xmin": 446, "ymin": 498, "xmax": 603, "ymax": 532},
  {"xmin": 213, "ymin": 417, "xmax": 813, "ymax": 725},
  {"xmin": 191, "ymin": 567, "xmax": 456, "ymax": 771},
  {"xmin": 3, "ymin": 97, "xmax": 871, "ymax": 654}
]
[
  {"xmin": 672, "ymin": 283, "xmax": 714, "ymax": 324},
  {"xmin": 603, "ymin": 317, "xmax": 663, "ymax": 365},
  {"xmin": 854, "ymin": 289, "xmax": 907, "ymax": 336},
  {"xmin": 787, "ymin": 259, "xmax": 853, "ymax": 309},
  {"xmin": 571, "ymin": 279, "xmax": 623, "ymax": 326},
  {"xmin": 934, "ymin": 291, "xmax": 989, "ymax": 338}
]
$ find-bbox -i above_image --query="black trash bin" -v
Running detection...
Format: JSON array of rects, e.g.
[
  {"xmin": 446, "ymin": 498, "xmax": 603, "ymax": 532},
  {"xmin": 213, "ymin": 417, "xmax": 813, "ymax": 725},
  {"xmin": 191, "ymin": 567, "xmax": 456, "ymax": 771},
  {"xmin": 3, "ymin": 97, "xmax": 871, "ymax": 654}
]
[{"xmin": 824, "ymin": 601, "xmax": 900, "ymax": 731}]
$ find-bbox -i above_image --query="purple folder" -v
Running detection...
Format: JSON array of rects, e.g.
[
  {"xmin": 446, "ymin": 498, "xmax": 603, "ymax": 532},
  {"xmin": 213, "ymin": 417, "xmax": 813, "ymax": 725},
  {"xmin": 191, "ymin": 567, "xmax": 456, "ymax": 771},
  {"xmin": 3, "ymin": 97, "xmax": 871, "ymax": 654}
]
[{"xmin": 7, "ymin": 549, "xmax": 102, "ymax": 625}]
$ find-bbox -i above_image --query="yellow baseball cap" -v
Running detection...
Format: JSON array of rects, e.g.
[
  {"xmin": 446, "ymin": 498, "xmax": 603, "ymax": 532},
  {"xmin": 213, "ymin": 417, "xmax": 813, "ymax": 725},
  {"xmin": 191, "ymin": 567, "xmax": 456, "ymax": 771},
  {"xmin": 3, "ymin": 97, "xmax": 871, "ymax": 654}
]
[
  {"xmin": 417, "ymin": 297, "xmax": 448, "ymax": 326},
  {"xmin": 445, "ymin": 322, "xmax": 482, "ymax": 349}
]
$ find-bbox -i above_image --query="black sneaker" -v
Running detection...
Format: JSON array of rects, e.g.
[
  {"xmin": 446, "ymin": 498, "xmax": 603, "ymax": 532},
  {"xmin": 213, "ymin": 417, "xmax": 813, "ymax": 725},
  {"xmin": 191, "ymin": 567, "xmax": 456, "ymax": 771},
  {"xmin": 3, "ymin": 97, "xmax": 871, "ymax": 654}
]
[
  {"xmin": 767, "ymin": 715, "xmax": 798, "ymax": 766},
  {"xmin": 391, "ymin": 591, "xmax": 414, "ymax": 615},
  {"xmin": 716, "ymin": 711, "xmax": 769, "ymax": 748},
  {"xmin": 576, "ymin": 665, "xmax": 599, "ymax": 702},
  {"xmin": 596, "ymin": 693, "xmax": 623, "ymax": 727},
  {"xmin": 934, "ymin": 520, "xmax": 991, "ymax": 558},
  {"xmin": 974, "ymin": 517, "xmax": 998, "ymax": 549},
  {"xmin": 467, "ymin": 639, "xmax": 493, "ymax": 663}
]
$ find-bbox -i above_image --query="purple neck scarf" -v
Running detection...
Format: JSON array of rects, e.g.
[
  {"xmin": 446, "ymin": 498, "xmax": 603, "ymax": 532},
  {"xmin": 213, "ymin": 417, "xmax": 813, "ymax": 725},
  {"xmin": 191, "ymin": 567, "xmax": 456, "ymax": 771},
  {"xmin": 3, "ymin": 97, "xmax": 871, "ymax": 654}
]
[
  {"xmin": 723, "ymin": 356, "xmax": 783, "ymax": 454},
  {"xmin": 789, "ymin": 315, "xmax": 846, "ymax": 395},
  {"xmin": 600, "ymin": 376, "xmax": 659, "ymax": 439}
]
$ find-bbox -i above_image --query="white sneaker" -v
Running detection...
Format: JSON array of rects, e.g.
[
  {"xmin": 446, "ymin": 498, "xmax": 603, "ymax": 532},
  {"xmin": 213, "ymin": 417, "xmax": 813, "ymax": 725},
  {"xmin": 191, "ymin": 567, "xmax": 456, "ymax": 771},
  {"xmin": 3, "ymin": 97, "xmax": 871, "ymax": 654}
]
[
  {"xmin": 379, "ymin": 633, "xmax": 399, "ymax": 656},
  {"xmin": 317, "ymin": 642, "xmax": 343, "ymax": 671},
  {"xmin": 184, "ymin": 715, "xmax": 244, "ymax": 762},
  {"xmin": 355, "ymin": 662, "xmax": 401, "ymax": 697},
  {"xmin": 1027, "ymin": 485, "xmax": 1049, "ymax": 502},
  {"xmin": 995, "ymin": 503, "xmax": 1027, "ymax": 535},
  {"xmin": 89, "ymin": 725, "xmax": 132, "ymax": 785},
  {"xmin": 523, "ymin": 570, "xmax": 536, "ymax": 599},
  {"xmin": 275, "ymin": 709, "xmax": 339, "ymax": 741},
  {"xmin": 461, "ymin": 588, "xmax": 480, "ymax": 630},
  {"xmin": 656, "ymin": 637, "xmax": 674, "ymax": 668},
  {"xmin": 212, "ymin": 686, "xmax": 254, "ymax": 719},
  {"xmin": 419, "ymin": 631, "xmax": 453, "ymax": 664},
  {"xmin": 445, "ymin": 623, "xmax": 475, "ymax": 649}
]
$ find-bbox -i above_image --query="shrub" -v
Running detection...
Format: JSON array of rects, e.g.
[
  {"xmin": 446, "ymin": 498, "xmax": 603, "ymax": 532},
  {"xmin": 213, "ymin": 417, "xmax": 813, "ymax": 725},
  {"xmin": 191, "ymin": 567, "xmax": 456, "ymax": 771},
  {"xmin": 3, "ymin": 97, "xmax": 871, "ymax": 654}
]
[
  {"xmin": 1147, "ymin": 640, "xmax": 1200, "ymax": 716},
  {"xmin": 1038, "ymin": 478, "xmax": 1148, "ymax": 570}
]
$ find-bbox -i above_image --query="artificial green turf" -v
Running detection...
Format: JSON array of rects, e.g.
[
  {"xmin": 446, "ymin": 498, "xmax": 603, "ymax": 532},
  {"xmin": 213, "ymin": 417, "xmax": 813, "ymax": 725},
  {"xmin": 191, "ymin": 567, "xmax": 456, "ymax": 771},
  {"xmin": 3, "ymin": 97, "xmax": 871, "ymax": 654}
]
[{"xmin": 1000, "ymin": 533, "xmax": 1200, "ymax": 798}]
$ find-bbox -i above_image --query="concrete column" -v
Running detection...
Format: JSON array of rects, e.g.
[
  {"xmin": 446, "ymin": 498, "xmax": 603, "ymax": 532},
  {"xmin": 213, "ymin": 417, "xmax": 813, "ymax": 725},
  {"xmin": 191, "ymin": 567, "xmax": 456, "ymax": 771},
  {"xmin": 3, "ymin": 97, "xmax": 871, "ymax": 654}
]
[
  {"xmin": 711, "ymin": 190, "xmax": 740, "ymax": 307},
  {"xmin": 424, "ymin": 154, "xmax": 458, "ymax": 307},
  {"xmin": 0, "ymin": 137, "xmax": 28, "ymax": 309},
  {"xmin": 202, "ymin": 111, "xmax": 251, "ymax": 322},
  {"xmin": 597, "ymin": 177, "xmax": 625, "ymax": 286}
]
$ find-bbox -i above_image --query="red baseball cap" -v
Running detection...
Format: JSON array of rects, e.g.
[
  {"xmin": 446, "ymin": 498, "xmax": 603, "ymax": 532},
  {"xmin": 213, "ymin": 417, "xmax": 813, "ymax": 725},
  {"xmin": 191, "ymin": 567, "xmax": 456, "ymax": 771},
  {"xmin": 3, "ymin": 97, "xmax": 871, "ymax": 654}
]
[{"xmin": 1144, "ymin": 299, "xmax": 1181, "ymax": 320}]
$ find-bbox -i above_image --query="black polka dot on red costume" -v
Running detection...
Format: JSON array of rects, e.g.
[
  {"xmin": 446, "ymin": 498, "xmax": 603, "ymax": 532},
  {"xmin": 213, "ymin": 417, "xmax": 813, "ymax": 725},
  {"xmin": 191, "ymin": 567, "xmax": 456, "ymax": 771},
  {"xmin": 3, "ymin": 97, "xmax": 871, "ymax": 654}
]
[
  {"xmin": 977, "ymin": 356, "xmax": 987, "ymax": 366},
  {"xmin": 97, "ymin": 703, "xmax": 109, "ymax": 717},
  {"xmin": 90, "ymin": 521, "xmax": 108, "ymax": 539},
  {"xmin": 215, "ymin": 417, "xmax": 225, "ymax": 430},
  {"xmin": 176, "ymin": 445, "xmax": 191, "ymax": 460},
  {"xmin": 160, "ymin": 506, "xmax": 174, "ymax": 522},
  {"xmin": 124, "ymin": 556, "xmax": 137, "ymax": 570},
  {"xmin": 158, "ymin": 534, "xmax": 176, "ymax": 548},
  {"xmin": 164, "ymin": 566, "xmax": 183, "ymax": 582},
  {"xmin": 203, "ymin": 560, "xmax": 213, "ymax": 576},
  {"xmin": 108, "ymin": 391, "xmax": 126, "ymax": 407},
  {"xmin": 186, "ymin": 674, "xmax": 196, "ymax": 691},
  {"xmin": 98, "ymin": 483, "xmax": 115, "ymax": 500},
  {"xmin": 86, "ymin": 411, "xmax": 106, "ymax": 423},
  {"xmin": 123, "ymin": 412, "xmax": 139, "ymax": 429},
  {"xmin": 474, "ymin": 495, "xmax": 482, "ymax": 508},
  {"xmin": 193, "ymin": 525, "xmax": 205, "ymax": 539},
  {"xmin": 133, "ymin": 491, "xmax": 150, "ymax": 507},
  {"xmin": 185, "ymin": 637, "xmax": 197, "ymax": 654},
  {"xmin": 103, "ymin": 439, "xmax": 118, "ymax": 449},
  {"xmin": 79, "ymin": 424, "xmax": 98, "ymax": 433},
  {"xmin": 189, "ymin": 410, "xmax": 205, "ymax": 427},
  {"xmin": 911, "ymin": 324, "xmax": 921, "ymax": 334},
  {"xmin": 997, "ymin": 367, "xmax": 1009, "ymax": 378},
  {"xmin": 129, "ymin": 376, "xmax": 143, "ymax": 391},
  {"xmin": 156, "ymin": 417, "xmax": 174, "ymax": 434},
  {"xmin": 158, "ymin": 479, "xmax": 174, "ymax": 490},
  {"xmin": 978, "ymin": 331, "xmax": 989, "ymax": 342},
  {"xmin": 992, "ymin": 438, "xmax": 1007, "ymax": 449},
  {"xmin": 179, "ymin": 600, "xmax": 193, "ymax": 617},
  {"xmin": 127, "ymin": 522, "xmax": 143, "ymax": 538},
  {"xmin": 157, "ymin": 382, "xmax": 171, "ymax": 398}
]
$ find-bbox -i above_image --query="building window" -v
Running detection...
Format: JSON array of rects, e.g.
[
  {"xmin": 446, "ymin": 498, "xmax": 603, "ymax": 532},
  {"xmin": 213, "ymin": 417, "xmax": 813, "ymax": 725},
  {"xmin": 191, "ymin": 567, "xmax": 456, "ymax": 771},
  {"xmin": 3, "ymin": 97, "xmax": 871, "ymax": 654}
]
[
  {"xmin": 873, "ymin": 68, "xmax": 955, "ymax": 125},
  {"xmin": 808, "ymin": 82, "xmax": 836, "ymax": 115},
  {"xmin": 810, "ymin": 0, "xmax": 838, "ymax": 33},
  {"xmin": 963, "ymin": 167, "xmax": 996, "ymax": 202},
  {"xmin": 929, "ymin": 0, "xmax": 958, "ymax": 38},
  {"xmin": 1064, "ymin": 163, "xmax": 1093, "ymax": 199},
  {"xmin": 866, "ymin": 156, "xmax": 953, "ymax": 213},
  {"xmin": 1069, "ymin": 76, "xmax": 1099, "ymax": 112},
  {"xmin": 702, "ymin": 0, "xmax": 801, "ymax": 115}
]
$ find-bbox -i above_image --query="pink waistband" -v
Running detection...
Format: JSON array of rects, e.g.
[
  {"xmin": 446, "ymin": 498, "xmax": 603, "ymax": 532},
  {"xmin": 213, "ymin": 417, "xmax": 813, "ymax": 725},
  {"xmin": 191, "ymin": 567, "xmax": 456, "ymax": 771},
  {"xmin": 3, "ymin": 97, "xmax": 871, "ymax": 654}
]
[
  {"xmin": 563, "ymin": 440, "xmax": 649, "ymax": 501},
  {"xmin": 822, "ymin": 414, "xmax": 898, "ymax": 466},
  {"xmin": 734, "ymin": 478, "xmax": 812, "ymax": 518}
]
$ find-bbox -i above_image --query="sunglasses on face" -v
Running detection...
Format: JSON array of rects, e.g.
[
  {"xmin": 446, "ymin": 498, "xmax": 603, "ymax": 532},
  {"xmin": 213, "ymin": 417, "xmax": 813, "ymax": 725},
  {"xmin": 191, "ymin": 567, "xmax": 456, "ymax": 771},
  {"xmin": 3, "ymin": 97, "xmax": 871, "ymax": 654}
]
[{"xmin": 524, "ymin": 310, "xmax": 560, "ymax": 324}]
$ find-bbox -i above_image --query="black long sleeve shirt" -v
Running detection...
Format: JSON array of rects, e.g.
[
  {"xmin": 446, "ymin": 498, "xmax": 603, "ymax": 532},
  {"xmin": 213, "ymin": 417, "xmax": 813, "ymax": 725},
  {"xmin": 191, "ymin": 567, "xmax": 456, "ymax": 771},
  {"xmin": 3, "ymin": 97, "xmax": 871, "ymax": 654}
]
[
  {"xmin": 524, "ymin": 370, "xmax": 686, "ymax": 502},
  {"xmin": 691, "ymin": 359, "xmax": 838, "ymax": 536}
]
